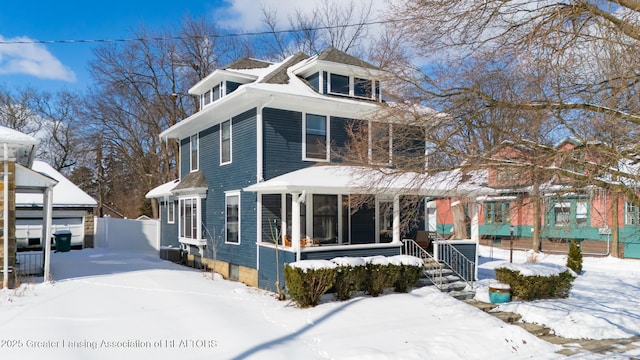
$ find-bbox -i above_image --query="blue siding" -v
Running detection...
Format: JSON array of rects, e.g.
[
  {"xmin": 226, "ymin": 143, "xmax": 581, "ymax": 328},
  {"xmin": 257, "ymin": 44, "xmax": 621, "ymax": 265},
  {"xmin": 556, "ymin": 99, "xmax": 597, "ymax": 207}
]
[
  {"xmin": 351, "ymin": 204, "xmax": 375, "ymax": 244},
  {"xmin": 180, "ymin": 137, "xmax": 190, "ymax": 178},
  {"xmin": 198, "ymin": 108, "xmax": 258, "ymax": 269},
  {"xmin": 263, "ymin": 107, "xmax": 306, "ymax": 179},
  {"xmin": 258, "ymin": 246, "xmax": 296, "ymax": 292},
  {"xmin": 262, "ymin": 194, "xmax": 282, "ymax": 243},
  {"xmin": 159, "ymin": 201, "xmax": 179, "ymax": 247},
  {"xmin": 305, "ymin": 73, "xmax": 319, "ymax": 92},
  {"xmin": 301, "ymin": 246, "xmax": 401, "ymax": 260}
]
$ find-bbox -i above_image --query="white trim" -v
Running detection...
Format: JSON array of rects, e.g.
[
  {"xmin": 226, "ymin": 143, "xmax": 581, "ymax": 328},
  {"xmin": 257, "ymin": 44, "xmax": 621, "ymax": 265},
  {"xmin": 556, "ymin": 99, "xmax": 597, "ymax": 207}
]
[
  {"xmin": 225, "ymin": 190, "xmax": 241, "ymax": 245},
  {"xmin": 302, "ymin": 113, "xmax": 330, "ymax": 162},
  {"xmin": 178, "ymin": 195, "xmax": 202, "ymax": 244},
  {"xmin": 220, "ymin": 119, "xmax": 232, "ymax": 165}
]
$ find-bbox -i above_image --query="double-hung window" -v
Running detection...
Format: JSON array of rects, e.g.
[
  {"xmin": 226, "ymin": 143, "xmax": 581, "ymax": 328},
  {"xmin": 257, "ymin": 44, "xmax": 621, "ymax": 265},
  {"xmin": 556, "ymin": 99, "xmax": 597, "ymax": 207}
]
[
  {"xmin": 190, "ymin": 134, "xmax": 199, "ymax": 171},
  {"xmin": 221, "ymin": 120, "xmax": 232, "ymax": 164},
  {"xmin": 553, "ymin": 202, "xmax": 571, "ymax": 226},
  {"xmin": 369, "ymin": 121, "xmax": 391, "ymax": 165},
  {"xmin": 226, "ymin": 191, "xmax": 240, "ymax": 244},
  {"xmin": 485, "ymin": 202, "xmax": 510, "ymax": 224},
  {"xmin": 304, "ymin": 114, "xmax": 328, "ymax": 161},
  {"xmin": 179, "ymin": 197, "xmax": 200, "ymax": 241}
]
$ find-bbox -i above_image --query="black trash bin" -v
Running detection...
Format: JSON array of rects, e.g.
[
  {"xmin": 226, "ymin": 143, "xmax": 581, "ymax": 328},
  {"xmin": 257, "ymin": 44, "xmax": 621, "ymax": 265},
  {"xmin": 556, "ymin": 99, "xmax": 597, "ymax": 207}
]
[{"xmin": 54, "ymin": 230, "xmax": 72, "ymax": 252}]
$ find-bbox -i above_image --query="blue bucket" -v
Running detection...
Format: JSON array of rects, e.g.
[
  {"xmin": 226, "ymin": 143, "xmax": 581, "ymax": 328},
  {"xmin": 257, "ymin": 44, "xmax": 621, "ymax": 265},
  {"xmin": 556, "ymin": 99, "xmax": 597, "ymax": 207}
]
[{"xmin": 489, "ymin": 285, "xmax": 511, "ymax": 304}]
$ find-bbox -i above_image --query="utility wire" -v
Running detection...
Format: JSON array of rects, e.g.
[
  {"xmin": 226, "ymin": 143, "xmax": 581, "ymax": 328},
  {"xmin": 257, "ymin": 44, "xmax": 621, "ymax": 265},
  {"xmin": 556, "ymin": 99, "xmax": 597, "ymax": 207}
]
[{"xmin": 0, "ymin": 19, "xmax": 398, "ymax": 45}]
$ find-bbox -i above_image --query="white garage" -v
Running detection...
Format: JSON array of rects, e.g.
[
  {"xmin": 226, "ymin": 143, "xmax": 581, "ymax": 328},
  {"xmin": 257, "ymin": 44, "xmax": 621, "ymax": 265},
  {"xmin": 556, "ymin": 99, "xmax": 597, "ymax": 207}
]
[{"xmin": 15, "ymin": 161, "xmax": 97, "ymax": 250}]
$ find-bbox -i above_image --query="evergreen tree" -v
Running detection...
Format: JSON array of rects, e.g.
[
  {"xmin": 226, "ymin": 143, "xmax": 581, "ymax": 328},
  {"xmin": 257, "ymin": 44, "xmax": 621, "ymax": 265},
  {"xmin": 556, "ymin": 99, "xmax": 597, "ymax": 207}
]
[{"xmin": 567, "ymin": 239, "xmax": 583, "ymax": 274}]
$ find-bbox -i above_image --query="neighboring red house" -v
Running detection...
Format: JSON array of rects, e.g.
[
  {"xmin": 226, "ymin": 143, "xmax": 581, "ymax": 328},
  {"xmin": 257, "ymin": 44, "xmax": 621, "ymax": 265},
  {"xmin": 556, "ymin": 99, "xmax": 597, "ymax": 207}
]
[{"xmin": 433, "ymin": 138, "xmax": 640, "ymax": 258}]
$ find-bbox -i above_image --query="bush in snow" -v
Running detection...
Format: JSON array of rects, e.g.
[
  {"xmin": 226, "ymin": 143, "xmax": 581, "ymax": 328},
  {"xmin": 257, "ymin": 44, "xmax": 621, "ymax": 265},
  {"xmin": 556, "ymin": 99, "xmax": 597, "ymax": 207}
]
[
  {"xmin": 566, "ymin": 239, "xmax": 583, "ymax": 274},
  {"xmin": 494, "ymin": 262, "xmax": 575, "ymax": 300},
  {"xmin": 389, "ymin": 255, "xmax": 424, "ymax": 293},
  {"xmin": 363, "ymin": 256, "xmax": 398, "ymax": 297},
  {"xmin": 284, "ymin": 260, "xmax": 337, "ymax": 308},
  {"xmin": 330, "ymin": 257, "xmax": 366, "ymax": 301}
]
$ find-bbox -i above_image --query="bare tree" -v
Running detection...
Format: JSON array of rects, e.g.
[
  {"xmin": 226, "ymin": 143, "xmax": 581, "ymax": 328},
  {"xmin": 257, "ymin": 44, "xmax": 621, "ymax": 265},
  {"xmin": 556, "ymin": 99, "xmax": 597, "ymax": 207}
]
[
  {"xmin": 86, "ymin": 16, "xmax": 247, "ymax": 218},
  {"xmin": 258, "ymin": 0, "xmax": 373, "ymax": 58}
]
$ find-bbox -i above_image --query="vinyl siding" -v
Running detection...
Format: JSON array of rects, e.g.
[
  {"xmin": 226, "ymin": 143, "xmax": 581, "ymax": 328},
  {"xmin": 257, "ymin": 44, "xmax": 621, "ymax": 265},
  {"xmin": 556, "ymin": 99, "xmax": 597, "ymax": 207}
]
[{"xmin": 198, "ymin": 108, "xmax": 258, "ymax": 269}]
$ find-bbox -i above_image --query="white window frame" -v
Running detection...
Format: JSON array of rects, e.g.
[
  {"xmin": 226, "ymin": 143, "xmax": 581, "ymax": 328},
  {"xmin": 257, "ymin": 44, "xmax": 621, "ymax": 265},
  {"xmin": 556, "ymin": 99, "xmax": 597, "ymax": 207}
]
[
  {"xmin": 303, "ymin": 113, "xmax": 330, "ymax": 162},
  {"xmin": 178, "ymin": 196, "xmax": 202, "ymax": 245},
  {"xmin": 326, "ymin": 72, "xmax": 376, "ymax": 100},
  {"xmin": 220, "ymin": 119, "xmax": 232, "ymax": 165},
  {"xmin": 625, "ymin": 201, "xmax": 639, "ymax": 225},
  {"xmin": 225, "ymin": 191, "xmax": 241, "ymax": 245},
  {"xmin": 190, "ymin": 134, "xmax": 199, "ymax": 172},
  {"xmin": 167, "ymin": 200, "xmax": 175, "ymax": 224},
  {"xmin": 375, "ymin": 196, "xmax": 394, "ymax": 243}
]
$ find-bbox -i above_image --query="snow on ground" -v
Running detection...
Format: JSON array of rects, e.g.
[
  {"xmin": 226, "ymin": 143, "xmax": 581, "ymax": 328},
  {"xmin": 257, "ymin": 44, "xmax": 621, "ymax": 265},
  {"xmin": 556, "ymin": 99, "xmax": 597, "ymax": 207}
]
[
  {"xmin": 0, "ymin": 246, "xmax": 638, "ymax": 359},
  {"xmin": 476, "ymin": 246, "xmax": 640, "ymax": 345}
]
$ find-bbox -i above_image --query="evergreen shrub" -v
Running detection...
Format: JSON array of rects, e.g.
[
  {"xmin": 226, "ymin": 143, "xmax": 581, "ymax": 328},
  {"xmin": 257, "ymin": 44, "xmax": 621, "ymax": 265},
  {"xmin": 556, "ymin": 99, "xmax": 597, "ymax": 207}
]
[
  {"xmin": 284, "ymin": 263, "xmax": 336, "ymax": 307},
  {"xmin": 566, "ymin": 239, "xmax": 583, "ymax": 274},
  {"xmin": 494, "ymin": 267, "xmax": 575, "ymax": 300}
]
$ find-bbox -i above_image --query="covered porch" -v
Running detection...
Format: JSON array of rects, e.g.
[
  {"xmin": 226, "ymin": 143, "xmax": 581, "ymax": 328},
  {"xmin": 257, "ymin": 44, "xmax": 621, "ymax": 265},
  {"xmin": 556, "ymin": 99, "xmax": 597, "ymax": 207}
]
[{"xmin": 244, "ymin": 165, "xmax": 493, "ymax": 292}]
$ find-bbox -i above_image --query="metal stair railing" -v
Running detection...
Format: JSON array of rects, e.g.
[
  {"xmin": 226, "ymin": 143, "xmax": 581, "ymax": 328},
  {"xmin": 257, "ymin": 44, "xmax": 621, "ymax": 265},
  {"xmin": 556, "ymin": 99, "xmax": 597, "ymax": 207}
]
[
  {"xmin": 402, "ymin": 239, "xmax": 444, "ymax": 289},
  {"xmin": 435, "ymin": 240, "xmax": 475, "ymax": 289}
]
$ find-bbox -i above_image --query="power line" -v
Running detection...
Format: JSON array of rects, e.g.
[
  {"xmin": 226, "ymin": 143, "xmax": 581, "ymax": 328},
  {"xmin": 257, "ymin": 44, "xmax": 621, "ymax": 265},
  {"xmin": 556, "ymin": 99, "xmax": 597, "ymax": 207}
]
[{"xmin": 0, "ymin": 19, "xmax": 397, "ymax": 45}]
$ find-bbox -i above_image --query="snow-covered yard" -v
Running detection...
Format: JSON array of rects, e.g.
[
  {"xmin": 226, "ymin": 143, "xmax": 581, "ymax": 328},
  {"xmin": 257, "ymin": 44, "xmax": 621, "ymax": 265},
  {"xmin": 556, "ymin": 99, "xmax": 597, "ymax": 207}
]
[{"xmin": 0, "ymin": 246, "xmax": 638, "ymax": 359}]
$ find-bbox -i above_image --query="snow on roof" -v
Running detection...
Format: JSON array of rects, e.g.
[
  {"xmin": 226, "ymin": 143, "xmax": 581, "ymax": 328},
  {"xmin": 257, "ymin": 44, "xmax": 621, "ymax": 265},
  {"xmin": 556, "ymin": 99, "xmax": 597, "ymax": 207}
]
[
  {"xmin": 0, "ymin": 125, "xmax": 39, "ymax": 145},
  {"xmin": 244, "ymin": 165, "xmax": 494, "ymax": 197},
  {"xmin": 145, "ymin": 179, "xmax": 180, "ymax": 199},
  {"xmin": 16, "ymin": 161, "xmax": 97, "ymax": 208}
]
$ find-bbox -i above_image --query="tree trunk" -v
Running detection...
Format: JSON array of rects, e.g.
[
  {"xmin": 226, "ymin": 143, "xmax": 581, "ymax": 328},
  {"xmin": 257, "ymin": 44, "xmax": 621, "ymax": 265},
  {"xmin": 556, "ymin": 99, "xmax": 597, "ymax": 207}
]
[{"xmin": 451, "ymin": 199, "xmax": 468, "ymax": 239}]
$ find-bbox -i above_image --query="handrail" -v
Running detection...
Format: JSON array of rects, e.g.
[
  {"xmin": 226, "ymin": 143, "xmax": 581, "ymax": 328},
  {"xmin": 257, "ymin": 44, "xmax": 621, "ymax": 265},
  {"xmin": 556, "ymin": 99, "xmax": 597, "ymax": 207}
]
[
  {"xmin": 435, "ymin": 241, "xmax": 475, "ymax": 289},
  {"xmin": 402, "ymin": 239, "xmax": 444, "ymax": 289}
]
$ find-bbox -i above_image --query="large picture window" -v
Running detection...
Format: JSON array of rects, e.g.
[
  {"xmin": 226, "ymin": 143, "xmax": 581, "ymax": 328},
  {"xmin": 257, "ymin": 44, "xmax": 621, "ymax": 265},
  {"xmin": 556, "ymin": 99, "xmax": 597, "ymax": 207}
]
[
  {"xmin": 304, "ymin": 114, "xmax": 328, "ymax": 160},
  {"xmin": 226, "ymin": 192, "xmax": 240, "ymax": 244},
  {"xmin": 190, "ymin": 134, "xmax": 199, "ymax": 171},
  {"xmin": 313, "ymin": 194, "xmax": 338, "ymax": 244},
  {"xmin": 221, "ymin": 120, "xmax": 232, "ymax": 164},
  {"xmin": 179, "ymin": 197, "xmax": 199, "ymax": 240}
]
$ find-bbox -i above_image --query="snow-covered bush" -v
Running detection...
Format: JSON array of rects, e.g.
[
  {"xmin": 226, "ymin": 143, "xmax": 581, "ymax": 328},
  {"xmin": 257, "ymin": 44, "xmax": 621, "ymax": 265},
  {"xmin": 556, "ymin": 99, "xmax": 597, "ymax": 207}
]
[
  {"xmin": 330, "ymin": 257, "xmax": 366, "ymax": 301},
  {"xmin": 389, "ymin": 255, "xmax": 424, "ymax": 293},
  {"xmin": 494, "ymin": 262, "xmax": 576, "ymax": 300},
  {"xmin": 284, "ymin": 260, "xmax": 337, "ymax": 307},
  {"xmin": 363, "ymin": 256, "xmax": 398, "ymax": 297}
]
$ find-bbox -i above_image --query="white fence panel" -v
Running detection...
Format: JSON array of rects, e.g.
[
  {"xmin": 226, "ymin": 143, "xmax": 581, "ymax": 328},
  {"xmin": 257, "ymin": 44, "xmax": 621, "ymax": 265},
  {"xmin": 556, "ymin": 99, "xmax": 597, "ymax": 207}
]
[{"xmin": 94, "ymin": 217, "xmax": 160, "ymax": 252}]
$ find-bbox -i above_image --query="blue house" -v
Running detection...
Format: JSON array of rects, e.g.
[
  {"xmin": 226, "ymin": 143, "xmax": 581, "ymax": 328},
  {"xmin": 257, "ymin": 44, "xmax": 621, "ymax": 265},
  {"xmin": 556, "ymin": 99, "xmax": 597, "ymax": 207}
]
[{"xmin": 146, "ymin": 48, "xmax": 491, "ymax": 292}]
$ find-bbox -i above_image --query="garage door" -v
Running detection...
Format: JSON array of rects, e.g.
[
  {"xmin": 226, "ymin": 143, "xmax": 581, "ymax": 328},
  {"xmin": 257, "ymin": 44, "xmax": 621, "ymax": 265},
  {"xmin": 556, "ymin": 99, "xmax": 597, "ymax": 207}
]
[{"xmin": 16, "ymin": 217, "xmax": 85, "ymax": 249}]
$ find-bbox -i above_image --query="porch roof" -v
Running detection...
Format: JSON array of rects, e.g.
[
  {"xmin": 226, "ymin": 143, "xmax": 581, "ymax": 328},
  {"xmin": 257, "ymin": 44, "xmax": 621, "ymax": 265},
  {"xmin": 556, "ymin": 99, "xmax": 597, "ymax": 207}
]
[{"xmin": 244, "ymin": 165, "xmax": 494, "ymax": 198}]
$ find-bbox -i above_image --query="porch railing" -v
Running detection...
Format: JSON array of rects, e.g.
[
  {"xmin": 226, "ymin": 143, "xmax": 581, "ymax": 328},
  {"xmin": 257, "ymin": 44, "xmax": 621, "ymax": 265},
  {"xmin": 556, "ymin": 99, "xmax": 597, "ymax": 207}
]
[
  {"xmin": 434, "ymin": 241, "xmax": 475, "ymax": 289},
  {"xmin": 402, "ymin": 239, "xmax": 444, "ymax": 289}
]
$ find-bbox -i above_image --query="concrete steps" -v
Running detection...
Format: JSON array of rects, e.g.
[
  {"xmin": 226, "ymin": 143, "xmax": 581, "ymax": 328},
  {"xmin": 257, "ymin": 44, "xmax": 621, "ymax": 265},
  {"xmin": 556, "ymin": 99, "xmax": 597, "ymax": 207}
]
[{"xmin": 421, "ymin": 263, "xmax": 475, "ymax": 300}]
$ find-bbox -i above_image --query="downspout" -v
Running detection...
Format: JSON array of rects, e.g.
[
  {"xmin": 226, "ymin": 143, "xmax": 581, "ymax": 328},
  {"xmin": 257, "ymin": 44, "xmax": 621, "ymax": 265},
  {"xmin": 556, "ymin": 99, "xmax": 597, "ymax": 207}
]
[
  {"xmin": 43, "ymin": 186, "xmax": 53, "ymax": 281},
  {"xmin": 3, "ymin": 143, "xmax": 8, "ymax": 289}
]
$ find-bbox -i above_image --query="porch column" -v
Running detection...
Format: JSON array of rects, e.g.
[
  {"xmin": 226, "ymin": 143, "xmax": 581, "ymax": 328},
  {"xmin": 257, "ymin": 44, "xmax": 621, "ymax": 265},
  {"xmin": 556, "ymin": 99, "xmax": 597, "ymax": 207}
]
[
  {"xmin": 471, "ymin": 201, "xmax": 480, "ymax": 281},
  {"xmin": 291, "ymin": 193, "xmax": 301, "ymax": 262},
  {"xmin": 392, "ymin": 194, "xmax": 401, "ymax": 244},
  {"xmin": 43, "ymin": 186, "xmax": 53, "ymax": 281}
]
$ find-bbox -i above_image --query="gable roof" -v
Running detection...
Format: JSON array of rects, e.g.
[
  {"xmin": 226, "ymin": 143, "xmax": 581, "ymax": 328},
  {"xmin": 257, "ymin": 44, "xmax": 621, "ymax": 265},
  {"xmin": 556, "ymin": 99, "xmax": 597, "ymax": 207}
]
[
  {"xmin": 316, "ymin": 47, "xmax": 380, "ymax": 70},
  {"xmin": 224, "ymin": 58, "xmax": 273, "ymax": 70},
  {"xmin": 16, "ymin": 161, "xmax": 97, "ymax": 208}
]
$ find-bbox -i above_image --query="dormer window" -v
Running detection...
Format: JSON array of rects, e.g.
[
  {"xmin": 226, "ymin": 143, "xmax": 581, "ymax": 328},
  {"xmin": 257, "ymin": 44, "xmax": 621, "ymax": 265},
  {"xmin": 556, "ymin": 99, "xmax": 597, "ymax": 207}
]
[
  {"xmin": 322, "ymin": 72, "xmax": 379, "ymax": 100},
  {"xmin": 200, "ymin": 82, "xmax": 224, "ymax": 108}
]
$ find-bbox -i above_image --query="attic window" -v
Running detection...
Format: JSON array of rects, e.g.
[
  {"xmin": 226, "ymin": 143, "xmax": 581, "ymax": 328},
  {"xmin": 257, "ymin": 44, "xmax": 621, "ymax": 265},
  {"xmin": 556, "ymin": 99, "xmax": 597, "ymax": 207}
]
[
  {"xmin": 354, "ymin": 78, "xmax": 372, "ymax": 98},
  {"xmin": 329, "ymin": 74, "xmax": 349, "ymax": 95}
]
